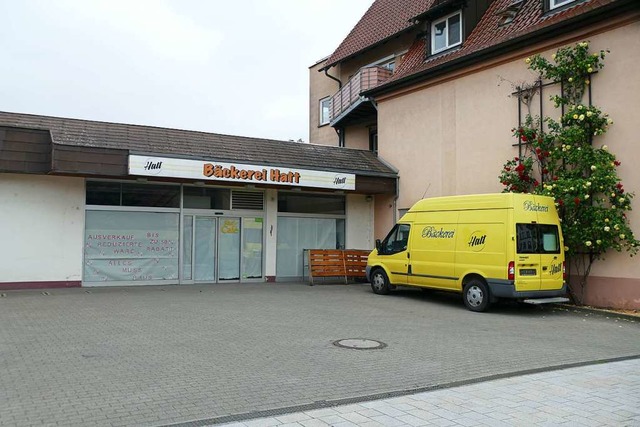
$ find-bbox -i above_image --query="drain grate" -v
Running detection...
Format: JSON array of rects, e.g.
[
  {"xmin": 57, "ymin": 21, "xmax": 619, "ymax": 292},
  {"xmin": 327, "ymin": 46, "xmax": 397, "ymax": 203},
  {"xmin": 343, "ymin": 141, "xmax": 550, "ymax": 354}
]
[{"xmin": 333, "ymin": 338, "xmax": 387, "ymax": 350}]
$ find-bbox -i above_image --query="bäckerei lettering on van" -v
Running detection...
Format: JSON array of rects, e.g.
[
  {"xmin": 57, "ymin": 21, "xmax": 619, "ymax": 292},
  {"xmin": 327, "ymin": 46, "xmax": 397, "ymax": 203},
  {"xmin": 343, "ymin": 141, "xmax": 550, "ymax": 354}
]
[
  {"xmin": 523, "ymin": 200, "xmax": 549, "ymax": 212},
  {"xmin": 422, "ymin": 226, "xmax": 455, "ymax": 239}
]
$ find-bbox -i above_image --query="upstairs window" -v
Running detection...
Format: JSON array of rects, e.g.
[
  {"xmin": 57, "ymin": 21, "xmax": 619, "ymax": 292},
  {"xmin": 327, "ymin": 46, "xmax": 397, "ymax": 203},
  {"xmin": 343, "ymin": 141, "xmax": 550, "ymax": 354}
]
[
  {"xmin": 319, "ymin": 97, "xmax": 331, "ymax": 126},
  {"xmin": 550, "ymin": 0, "xmax": 576, "ymax": 10},
  {"xmin": 380, "ymin": 60, "xmax": 395, "ymax": 72},
  {"xmin": 432, "ymin": 11, "xmax": 462, "ymax": 54}
]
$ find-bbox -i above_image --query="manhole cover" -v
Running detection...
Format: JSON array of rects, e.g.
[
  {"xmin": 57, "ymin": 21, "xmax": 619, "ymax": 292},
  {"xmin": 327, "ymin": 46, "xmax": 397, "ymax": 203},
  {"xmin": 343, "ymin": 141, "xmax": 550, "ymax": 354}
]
[{"xmin": 333, "ymin": 338, "xmax": 387, "ymax": 350}]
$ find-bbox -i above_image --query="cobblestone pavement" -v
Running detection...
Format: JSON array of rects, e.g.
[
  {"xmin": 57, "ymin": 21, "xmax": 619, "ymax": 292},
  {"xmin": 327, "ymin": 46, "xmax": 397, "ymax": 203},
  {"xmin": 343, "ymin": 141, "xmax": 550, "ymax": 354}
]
[
  {"xmin": 1, "ymin": 283, "xmax": 639, "ymax": 427},
  {"xmin": 214, "ymin": 358, "xmax": 640, "ymax": 427}
]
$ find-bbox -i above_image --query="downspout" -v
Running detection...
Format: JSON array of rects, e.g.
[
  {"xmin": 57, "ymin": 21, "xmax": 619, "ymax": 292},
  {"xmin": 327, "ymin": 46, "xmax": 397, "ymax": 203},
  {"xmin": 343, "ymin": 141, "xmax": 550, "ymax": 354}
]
[
  {"xmin": 393, "ymin": 176, "xmax": 399, "ymax": 224},
  {"xmin": 324, "ymin": 67, "xmax": 342, "ymax": 88},
  {"xmin": 324, "ymin": 67, "xmax": 343, "ymax": 146}
]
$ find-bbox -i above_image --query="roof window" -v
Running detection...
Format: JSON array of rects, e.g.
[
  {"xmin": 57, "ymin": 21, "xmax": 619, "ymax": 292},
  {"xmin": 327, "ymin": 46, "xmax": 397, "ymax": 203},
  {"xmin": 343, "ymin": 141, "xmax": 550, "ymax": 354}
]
[
  {"xmin": 431, "ymin": 10, "xmax": 462, "ymax": 54},
  {"xmin": 549, "ymin": 0, "xmax": 576, "ymax": 10},
  {"xmin": 496, "ymin": 0, "xmax": 524, "ymax": 26}
]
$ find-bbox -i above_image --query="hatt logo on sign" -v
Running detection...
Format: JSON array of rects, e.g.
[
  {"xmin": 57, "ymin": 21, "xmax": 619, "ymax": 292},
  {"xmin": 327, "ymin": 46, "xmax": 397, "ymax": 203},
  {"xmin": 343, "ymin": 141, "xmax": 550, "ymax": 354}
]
[
  {"xmin": 143, "ymin": 159, "xmax": 163, "ymax": 175},
  {"xmin": 334, "ymin": 175, "xmax": 347, "ymax": 189}
]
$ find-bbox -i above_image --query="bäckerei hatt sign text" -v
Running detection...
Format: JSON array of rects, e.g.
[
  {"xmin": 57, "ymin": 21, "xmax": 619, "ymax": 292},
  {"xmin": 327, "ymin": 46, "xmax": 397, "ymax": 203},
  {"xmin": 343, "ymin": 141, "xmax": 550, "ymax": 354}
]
[{"xmin": 128, "ymin": 155, "xmax": 356, "ymax": 190}]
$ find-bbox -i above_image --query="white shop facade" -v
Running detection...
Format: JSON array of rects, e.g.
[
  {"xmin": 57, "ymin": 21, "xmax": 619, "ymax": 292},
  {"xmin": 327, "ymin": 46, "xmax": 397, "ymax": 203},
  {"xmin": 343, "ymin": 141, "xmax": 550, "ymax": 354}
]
[
  {"xmin": 0, "ymin": 112, "xmax": 397, "ymax": 289},
  {"xmin": 84, "ymin": 155, "xmax": 358, "ymax": 286}
]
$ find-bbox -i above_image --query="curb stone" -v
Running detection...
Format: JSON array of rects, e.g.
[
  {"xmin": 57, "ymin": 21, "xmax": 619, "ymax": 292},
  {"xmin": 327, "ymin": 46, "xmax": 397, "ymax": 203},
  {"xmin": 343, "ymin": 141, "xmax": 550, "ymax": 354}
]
[{"xmin": 555, "ymin": 303, "xmax": 640, "ymax": 322}]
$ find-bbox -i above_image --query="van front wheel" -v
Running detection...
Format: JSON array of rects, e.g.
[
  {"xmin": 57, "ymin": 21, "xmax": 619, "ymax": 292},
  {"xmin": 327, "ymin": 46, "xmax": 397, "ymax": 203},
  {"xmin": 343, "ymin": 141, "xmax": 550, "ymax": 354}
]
[
  {"xmin": 463, "ymin": 279, "xmax": 490, "ymax": 312},
  {"xmin": 370, "ymin": 269, "xmax": 390, "ymax": 295}
]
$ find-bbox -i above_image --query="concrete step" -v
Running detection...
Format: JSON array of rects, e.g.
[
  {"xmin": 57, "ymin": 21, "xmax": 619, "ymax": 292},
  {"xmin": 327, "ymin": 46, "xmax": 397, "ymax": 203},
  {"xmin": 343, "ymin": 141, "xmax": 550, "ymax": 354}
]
[{"xmin": 523, "ymin": 297, "xmax": 570, "ymax": 305}]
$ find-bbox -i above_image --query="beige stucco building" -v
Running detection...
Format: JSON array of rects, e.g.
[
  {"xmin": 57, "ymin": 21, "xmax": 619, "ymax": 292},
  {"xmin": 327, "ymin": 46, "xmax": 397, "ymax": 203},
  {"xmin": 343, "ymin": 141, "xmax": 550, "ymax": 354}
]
[{"xmin": 309, "ymin": 0, "xmax": 640, "ymax": 308}]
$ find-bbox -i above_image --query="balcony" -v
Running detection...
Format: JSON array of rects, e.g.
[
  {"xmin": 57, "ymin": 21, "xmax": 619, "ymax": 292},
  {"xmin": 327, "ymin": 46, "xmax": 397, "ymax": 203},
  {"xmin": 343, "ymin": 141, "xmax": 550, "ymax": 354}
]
[{"xmin": 329, "ymin": 66, "xmax": 393, "ymax": 127}]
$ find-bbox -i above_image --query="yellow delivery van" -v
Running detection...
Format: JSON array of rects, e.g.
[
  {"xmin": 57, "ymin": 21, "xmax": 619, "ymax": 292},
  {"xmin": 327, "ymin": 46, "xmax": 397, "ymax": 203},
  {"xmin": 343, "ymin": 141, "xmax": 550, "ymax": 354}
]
[{"xmin": 366, "ymin": 193, "xmax": 567, "ymax": 312}]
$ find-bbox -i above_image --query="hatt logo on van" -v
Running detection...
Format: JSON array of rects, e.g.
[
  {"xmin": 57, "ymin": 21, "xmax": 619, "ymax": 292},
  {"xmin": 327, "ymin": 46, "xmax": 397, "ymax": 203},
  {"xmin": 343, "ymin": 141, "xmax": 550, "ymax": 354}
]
[
  {"xmin": 143, "ymin": 159, "xmax": 163, "ymax": 175},
  {"xmin": 334, "ymin": 175, "xmax": 347, "ymax": 188},
  {"xmin": 422, "ymin": 226, "xmax": 455, "ymax": 239},
  {"xmin": 467, "ymin": 231, "xmax": 486, "ymax": 252},
  {"xmin": 549, "ymin": 263, "xmax": 562, "ymax": 275},
  {"xmin": 523, "ymin": 200, "xmax": 549, "ymax": 212}
]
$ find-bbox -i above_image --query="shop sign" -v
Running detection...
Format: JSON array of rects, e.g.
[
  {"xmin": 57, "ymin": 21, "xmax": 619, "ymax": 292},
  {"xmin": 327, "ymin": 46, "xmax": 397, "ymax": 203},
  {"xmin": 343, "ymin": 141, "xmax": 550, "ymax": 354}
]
[{"xmin": 129, "ymin": 155, "xmax": 356, "ymax": 190}]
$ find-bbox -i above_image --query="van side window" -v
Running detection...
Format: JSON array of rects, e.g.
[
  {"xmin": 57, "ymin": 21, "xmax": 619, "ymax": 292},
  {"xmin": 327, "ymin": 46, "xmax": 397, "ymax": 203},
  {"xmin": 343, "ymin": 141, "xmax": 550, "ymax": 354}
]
[
  {"xmin": 516, "ymin": 224, "xmax": 560, "ymax": 254},
  {"xmin": 380, "ymin": 224, "xmax": 410, "ymax": 254}
]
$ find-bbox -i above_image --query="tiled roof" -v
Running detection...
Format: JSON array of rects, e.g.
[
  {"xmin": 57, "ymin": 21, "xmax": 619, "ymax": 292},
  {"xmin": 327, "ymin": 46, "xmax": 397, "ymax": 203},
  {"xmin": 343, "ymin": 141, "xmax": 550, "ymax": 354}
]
[
  {"xmin": 0, "ymin": 111, "xmax": 396, "ymax": 177},
  {"xmin": 323, "ymin": 0, "xmax": 435, "ymax": 69},
  {"xmin": 372, "ymin": 0, "xmax": 624, "ymax": 92}
]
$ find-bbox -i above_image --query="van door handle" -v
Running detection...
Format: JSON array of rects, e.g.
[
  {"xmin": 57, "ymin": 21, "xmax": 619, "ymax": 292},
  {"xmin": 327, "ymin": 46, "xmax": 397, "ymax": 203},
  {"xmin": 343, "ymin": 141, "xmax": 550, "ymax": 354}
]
[
  {"xmin": 542, "ymin": 266, "xmax": 548, "ymax": 271},
  {"xmin": 407, "ymin": 253, "xmax": 410, "ymax": 259}
]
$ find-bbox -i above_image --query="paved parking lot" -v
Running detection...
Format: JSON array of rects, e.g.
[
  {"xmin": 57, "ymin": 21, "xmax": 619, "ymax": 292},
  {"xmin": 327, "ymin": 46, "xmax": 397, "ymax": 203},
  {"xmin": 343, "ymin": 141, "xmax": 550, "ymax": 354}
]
[
  {"xmin": 1, "ymin": 283, "xmax": 639, "ymax": 426},
  {"xmin": 215, "ymin": 358, "xmax": 640, "ymax": 427}
]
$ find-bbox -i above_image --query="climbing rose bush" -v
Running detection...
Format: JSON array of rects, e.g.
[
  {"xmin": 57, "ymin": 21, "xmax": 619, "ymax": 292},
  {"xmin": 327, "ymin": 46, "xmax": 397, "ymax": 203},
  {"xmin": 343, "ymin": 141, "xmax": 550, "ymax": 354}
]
[{"xmin": 499, "ymin": 42, "xmax": 638, "ymax": 301}]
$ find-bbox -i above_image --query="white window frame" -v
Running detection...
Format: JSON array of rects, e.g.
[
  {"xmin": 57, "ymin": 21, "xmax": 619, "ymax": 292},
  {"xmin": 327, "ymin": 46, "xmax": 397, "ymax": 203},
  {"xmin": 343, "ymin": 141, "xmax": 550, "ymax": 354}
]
[
  {"xmin": 319, "ymin": 97, "xmax": 331, "ymax": 126},
  {"xmin": 550, "ymin": 0, "xmax": 575, "ymax": 10},
  {"xmin": 431, "ymin": 10, "xmax": 462, "ymax": 55}
]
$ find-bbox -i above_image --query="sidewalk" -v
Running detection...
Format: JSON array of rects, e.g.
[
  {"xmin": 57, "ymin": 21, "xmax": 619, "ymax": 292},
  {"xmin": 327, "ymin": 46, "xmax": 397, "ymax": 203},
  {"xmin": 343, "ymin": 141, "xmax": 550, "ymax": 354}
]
[{"xmin": 214, "ymin": 358, "xmax": 640, "ymax": 427}]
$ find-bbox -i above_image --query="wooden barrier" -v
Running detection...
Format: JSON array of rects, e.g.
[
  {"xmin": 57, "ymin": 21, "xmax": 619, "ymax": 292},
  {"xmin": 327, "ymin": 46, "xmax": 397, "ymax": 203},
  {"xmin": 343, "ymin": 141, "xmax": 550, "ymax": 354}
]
[{"xmin": 308, "ymin": 249, "xmax": 369, "ymax": 285}]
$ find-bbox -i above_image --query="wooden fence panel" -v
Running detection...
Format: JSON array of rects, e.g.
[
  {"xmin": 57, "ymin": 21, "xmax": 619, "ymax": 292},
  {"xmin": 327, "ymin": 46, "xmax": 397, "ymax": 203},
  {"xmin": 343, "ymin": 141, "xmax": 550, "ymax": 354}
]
[
  {"xmin": 344, "ymin": 250, "xmax": 369, "ymax": 277},
  {"xmin": 308, "ymin": 249, "xmax": 369, "ymax": 285}
]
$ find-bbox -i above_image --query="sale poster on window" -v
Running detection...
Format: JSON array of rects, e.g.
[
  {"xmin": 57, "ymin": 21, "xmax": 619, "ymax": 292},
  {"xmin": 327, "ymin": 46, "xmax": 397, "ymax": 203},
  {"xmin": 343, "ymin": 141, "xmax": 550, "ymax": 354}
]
[{"xmin": 84, "ymin": 211, "xmax": 179, "ymax": 282}]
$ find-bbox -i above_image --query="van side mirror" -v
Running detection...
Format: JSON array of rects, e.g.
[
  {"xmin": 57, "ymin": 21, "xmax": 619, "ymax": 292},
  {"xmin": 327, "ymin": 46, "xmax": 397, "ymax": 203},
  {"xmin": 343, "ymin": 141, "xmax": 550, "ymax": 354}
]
[{"xmin": 375, "ymin": 239, "xmax": 382, "ymax": 252}]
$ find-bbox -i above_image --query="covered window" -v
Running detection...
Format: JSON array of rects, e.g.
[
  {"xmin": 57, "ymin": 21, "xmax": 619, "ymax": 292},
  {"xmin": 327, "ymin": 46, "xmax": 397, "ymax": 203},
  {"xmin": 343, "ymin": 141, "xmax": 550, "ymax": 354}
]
[
  {"xmin": 319, "ymin": 97, "xmax": 331, "ymax": 126},
  {"xmin": 431, "ymin": 10, "xmax": 462, "ymax": 54},
  {"xmin": 84, "ymin": 211, "xmax": 179, "ymax": 283}
]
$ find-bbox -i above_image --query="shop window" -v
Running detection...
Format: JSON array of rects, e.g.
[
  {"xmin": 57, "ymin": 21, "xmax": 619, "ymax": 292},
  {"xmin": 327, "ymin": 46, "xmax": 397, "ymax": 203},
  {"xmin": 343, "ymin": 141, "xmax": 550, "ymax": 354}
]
[
  {"xmin": 276, "ymin": 217, "xmax": 345, "ymax": 278},
  {"xmin": 183, "ymin": 187, "xmax": 231, "ymax": 210},
  {"xmin": 84, "ymin": 210, "xmax": 179, "ymax": 283},
  {"xmin": 431, "ymin": 11, "xmax": 462, "ymax": 54},
  {"xmin": 278, "ymin": 193, "xmax": 345, "ymax": 215},
  {"xmin": 122, "ymin": 183, "xmax": 179, "ymax": 207},
  {"xmin": 319, "ymin": 97, "xmax": 331, "ymax": 126},
  {"xmin": 86, "ymin": 181, "xmax": 121, "ymax": 205},
  {"xmin": 86, "ymin": 181, "xmax": 179, "ymax": 208}
]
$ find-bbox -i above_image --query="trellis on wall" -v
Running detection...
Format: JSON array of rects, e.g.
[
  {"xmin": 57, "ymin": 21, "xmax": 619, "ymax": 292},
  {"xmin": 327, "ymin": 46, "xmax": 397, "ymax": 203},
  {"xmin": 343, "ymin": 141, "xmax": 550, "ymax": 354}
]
[{"xmin": 511, "ymin": 75, "xmax": 595, "ymax": 162}]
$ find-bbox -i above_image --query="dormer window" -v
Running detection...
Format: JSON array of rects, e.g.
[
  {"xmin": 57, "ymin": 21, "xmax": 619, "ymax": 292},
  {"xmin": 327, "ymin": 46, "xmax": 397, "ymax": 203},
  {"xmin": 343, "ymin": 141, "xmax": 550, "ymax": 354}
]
[
  {"xmin": 550, "ymin": 0, "xmax": 576, "ymax": 10},
  {"xmin": 432, "ymin": 10, "xmax": 462, "ymax": 54}
]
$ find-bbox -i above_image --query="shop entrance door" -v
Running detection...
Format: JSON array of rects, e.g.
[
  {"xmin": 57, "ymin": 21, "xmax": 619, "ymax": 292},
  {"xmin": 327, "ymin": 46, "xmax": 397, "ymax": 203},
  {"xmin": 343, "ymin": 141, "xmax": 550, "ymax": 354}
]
[{"xmin": 182, "ymin": 215, "xmax": 241, "ymax": 283}]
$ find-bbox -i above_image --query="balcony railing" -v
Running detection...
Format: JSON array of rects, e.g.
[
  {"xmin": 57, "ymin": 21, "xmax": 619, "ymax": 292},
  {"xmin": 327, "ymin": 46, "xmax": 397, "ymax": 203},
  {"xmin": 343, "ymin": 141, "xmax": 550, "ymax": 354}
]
[{"xmin": 329, "ymin": 66, "xmax": 393, "ymax": 124}]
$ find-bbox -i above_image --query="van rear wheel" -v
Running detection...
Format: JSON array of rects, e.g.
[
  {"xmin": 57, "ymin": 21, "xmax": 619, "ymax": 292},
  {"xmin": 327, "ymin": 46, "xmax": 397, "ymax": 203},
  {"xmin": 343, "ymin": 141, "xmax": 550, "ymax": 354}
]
[
  {"xmin": 463, "ymin": 279, "xmax": 490, "ymax": 312},
  {"xmin": 370, "ymin": 269, "xmax": 390, "ymax": 295}
]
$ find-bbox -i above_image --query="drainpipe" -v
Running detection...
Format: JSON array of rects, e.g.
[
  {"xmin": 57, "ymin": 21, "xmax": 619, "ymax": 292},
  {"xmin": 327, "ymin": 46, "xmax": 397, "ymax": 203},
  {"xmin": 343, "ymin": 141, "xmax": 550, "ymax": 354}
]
[
  {"xmin": 324, "ymin": 68, "xmax": 342, "ymax": 88},
  {"xmin": 393, "ymin": 176, "xmax": 399, "ymax": 224},
  {"xmin": 324, "ymin": 67, "xmax": 343, "ymax": 146}
]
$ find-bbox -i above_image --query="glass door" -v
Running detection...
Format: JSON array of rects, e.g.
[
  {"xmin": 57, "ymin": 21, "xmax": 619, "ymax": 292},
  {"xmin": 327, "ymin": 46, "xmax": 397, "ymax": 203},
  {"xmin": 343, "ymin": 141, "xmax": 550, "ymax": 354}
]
[
  {"xmin": 182, "ymin": 215, "xmax": 263, "ymax": 283},
  {"xmin": 242, "ymin": 218, "xmax": 263, "ymax": 280},
  {"xmin": 194, "ymin": 217, "xmax": 217, "ymax": 282},
  {"xmin": 218, "ymin": 218, "xmax": 240, "ymax": 281}
]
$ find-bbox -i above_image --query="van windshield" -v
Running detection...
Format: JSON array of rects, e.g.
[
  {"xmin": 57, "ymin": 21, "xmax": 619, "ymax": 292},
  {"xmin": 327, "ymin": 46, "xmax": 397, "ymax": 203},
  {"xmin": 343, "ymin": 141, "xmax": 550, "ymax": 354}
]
[
  {"xmin": 380, "ymin": 224, "xmax": 410, "ymax": 254},
  {"xmin": 516, "ymin": 224, "xmax": 560, "ymax": 254}
]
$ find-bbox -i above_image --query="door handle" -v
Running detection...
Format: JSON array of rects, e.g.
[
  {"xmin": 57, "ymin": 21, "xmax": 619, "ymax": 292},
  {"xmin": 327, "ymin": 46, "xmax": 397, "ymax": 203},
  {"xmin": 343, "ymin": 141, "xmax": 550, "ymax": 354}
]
[
  {"xmin": 542, "ymin": 266, "xmax": 548, "ymax": 271},
  {"xmin": 407, "ymin": 252, "xmax": 410, "ymax": 259}
]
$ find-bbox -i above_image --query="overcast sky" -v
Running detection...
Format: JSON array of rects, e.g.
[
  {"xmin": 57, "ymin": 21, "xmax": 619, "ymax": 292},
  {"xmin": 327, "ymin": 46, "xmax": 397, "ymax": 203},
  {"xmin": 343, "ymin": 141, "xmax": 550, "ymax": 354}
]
[{"xmin": 0, "ymin": 0, "xmax": 372, "ymax": 142}]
